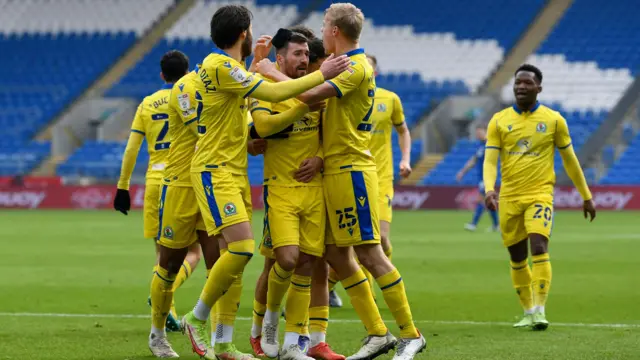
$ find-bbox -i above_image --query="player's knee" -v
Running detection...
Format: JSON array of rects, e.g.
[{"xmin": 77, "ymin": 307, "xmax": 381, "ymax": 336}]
[
  {"xmin": 355, "ymin": 244, "xmax": 392, "ymax": 276},
  {"xmin": 275, "ymin": 245, "xmax": 299, "ymax": 271},
  {"xmin": 312, "ymin": 259, "xmax": 329, "ymax": 282},
  {"xmin": 529, "ymin": 235, "xmax": 549, "ymax": 256},
  {"xmin": 295, "ymin": 253, "xmax": 315, "ymax": 275}
]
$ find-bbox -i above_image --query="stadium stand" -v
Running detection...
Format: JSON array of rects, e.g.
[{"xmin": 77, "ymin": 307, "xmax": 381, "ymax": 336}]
[
  {"xmin": 71, "ymin": 0, "xmax": 541, "ymax": 184},
  {"xmin": 427, "ymin": 0, "xmax": 637, "ymax": 186},
  {"xmin": 0, "ymin": 0, "xmax": 174, "ymax": 176}
]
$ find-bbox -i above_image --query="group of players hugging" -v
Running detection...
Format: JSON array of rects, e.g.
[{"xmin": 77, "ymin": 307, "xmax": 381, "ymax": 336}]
[{"xmin": 112, "ymin": 2, "xmax": 596, "ymax": 359}]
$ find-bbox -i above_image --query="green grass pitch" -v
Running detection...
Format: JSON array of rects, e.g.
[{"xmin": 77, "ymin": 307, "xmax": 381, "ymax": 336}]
[{"xmin": 1, "ymin": 209, "xmax": 639, "ymax": 359}]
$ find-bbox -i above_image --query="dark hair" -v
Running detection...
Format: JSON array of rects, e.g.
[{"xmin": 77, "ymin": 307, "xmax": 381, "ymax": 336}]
[
  {"xmin": 515, "ymin": 63, "xmax": 543, "ymax": 84},
  {"xmin": 366, "ymin": 53, "xmax": 377, "ymax": 67},
  {"xmin": 309, "ymin": 38, "xmax": 326, "ymax": 63},
  {"xmin": 272, "ymin": 28, "xmax": 308, "ymax": 54},
  {"xmin": 160, "ymin": 50, "xmax": 189, "ymax": 83},
  {"xmin": 288, "ymin": 24, "xmax": 316, "ymax": 40},
  {"xmin": 210, "ymin": 5, "xmax": 252, "ymax": 49}
]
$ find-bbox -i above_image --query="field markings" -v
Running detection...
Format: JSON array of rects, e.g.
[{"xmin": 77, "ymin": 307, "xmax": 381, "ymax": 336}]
[{"xmin": 0, "ymin": 312, "xmax": 638, "ymax": 329}]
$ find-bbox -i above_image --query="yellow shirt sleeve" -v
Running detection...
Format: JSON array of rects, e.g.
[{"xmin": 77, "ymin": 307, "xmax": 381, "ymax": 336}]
[
  {"xmin": 391, "ymin": 92, "xmax": 405, "ymax": 125},
  {"xmin": 217, "ymin": 62, "xmax": 324, "ymax": 102},
  {"xmin": 117, "ymin": 104, "xmax": 146, "ymax": 190},
  {"xmin": 325, "ymin": 65, "xmax": 364, "ymax": 99},
  {"xmin": 173, "ymin": 79, "xmax": 201, "ymax": 135},
  {"xmin": 250, "ymin": 101, "xmax": 310, "ymax": 138},
  {"xmin": 556, "ymin": 116, "xmax": 592, "ymax": 200},
  {"xmin": 483, "ymin": 115, "xmax": 501, "ymax": 192}
]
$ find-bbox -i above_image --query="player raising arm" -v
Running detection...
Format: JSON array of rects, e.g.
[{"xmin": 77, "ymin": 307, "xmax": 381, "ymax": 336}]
[
  {"xmin": 181, "ymin": 5, "xmax": 349, "ymax": 358},
  {"xmin": 483, "ymin": 64, "xmax": 596, "ymax": 331}
]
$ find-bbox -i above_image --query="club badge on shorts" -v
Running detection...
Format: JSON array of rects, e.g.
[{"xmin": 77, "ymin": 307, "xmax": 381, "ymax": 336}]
[
  {"xmin": 163, "ymin": 226, "xmax": 174, "ymax": 240},
  {"xmin": 224, "ymin": 202, "xmax": 237, "ymax": 216}
]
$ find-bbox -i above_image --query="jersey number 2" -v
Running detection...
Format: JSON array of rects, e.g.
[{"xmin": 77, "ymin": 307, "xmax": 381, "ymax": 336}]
[{"xmin": 152, "ymin": 113, "xmax": 170, "ymax": 150}]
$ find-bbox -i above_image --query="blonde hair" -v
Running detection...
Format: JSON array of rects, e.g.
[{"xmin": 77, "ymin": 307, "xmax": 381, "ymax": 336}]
[{"xmin": 325, "ymin": 3, "xmax": 364, "ymax": 42}]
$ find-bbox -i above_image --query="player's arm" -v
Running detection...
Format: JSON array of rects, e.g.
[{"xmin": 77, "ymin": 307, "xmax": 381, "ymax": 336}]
[
  {"xmin": 555, "ymin": 116, "xmax": 592, "ymax": 201},
  {"xmin": 457, "ymin": 155, "xmax": 477, "ymax": 182},
  {"xmin": 174, "ymin": 82, "xmax": 202, "ymax": 136},
  {"xmin": 483, "ymin": 116, "xmax": 501, "ymax": 194},
  {"xmin": 250, "ymin": 103, "xmax": 311, "ymax": 138},
  {"xmin": 392, "ymin": 93, "xmax": 412, "ymax": 177},
  {"xmin": 117, "ymin": 104, "xmax": 144, "ymax": 191}
]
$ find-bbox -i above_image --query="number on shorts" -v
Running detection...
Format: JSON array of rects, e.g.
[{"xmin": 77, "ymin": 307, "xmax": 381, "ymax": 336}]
[
  {"xmin": 533, "ymin": 204, "xmax": 552, "ymax": 221},
  {"xmin": 336, "ymin": 207, "xmax": 357, "ymax": 229}
]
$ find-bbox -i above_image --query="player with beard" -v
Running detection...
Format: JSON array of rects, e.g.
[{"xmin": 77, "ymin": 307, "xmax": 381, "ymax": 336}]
[
  {"xmin": 181, "ymin": 5, "xmax": 350, "ymax": 358},
  {"xmin": 249, "ymin": 28, "xmax": 328, "ymax": 360},
  {"xmin": 484, "ymin": 64, "xmax": 596, "ymax": 330}
]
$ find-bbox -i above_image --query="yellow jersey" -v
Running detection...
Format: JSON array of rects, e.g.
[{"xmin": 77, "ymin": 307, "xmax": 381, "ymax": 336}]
[
  {"xmin": 249, "ymin": 92, "xmax": 322, "ymax": 187},
  {"xmin": 129, "ymin": 84, "xmax": 173, "ymax": 184},
  {"xmin": 191, "ymin": 48, "xmax": 264, "ymax": 175},
  {"xmin": 323, "ymin": 48, "xmax": 377, "ymax": 174},
  {"xmin": 486, "ymin": 102, "xmax": 572, "ymax": 199},
  {"xmin": 369, "ymin": 87, "xmax": 404, "ymax": 183},
  {"xmin": 163, "ymin": 69, "xmax": 202, "ymax": 187}
]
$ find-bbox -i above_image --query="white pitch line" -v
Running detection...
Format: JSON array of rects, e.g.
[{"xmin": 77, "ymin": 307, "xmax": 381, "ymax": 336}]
[{"xmin": 0, "ymin": 312, "xmax": 638, "ymax": 329}]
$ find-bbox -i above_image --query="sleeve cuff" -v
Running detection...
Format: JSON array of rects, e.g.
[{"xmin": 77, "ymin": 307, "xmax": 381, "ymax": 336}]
[
  {"xmin": 326, "ymin": 80, "xmax": 342, "ymax": 98},
  {"xmin": 244, "ymin": 79, "xmax": 263, "ymax": 98}
]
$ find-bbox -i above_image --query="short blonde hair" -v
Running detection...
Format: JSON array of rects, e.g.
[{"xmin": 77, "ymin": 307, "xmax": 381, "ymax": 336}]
[{"xmin": 325, "ymin": 3, "xmax": 364, "ymax": 42}]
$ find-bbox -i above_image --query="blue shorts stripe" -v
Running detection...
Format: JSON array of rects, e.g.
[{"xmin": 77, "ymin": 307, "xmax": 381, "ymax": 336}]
[
  {"xmin": 350, "ymin": 171, "xmax": 374, "ymax": 240},
  {"xmin": 156, "ymin": 185, "xmax": 168, "ymax": 240},
  {"xmin": 201, "ymin": 172, "xmax": 223, "ymax": 227}
]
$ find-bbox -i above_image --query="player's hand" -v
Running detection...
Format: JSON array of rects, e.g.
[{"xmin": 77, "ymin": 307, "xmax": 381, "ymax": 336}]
[
  {"xmin": 294, "ymin": 156, "xmax": 323, "ymax": 183},
  {"xmin": 256, "ymin": 59, "xmax": 277, "ymax": 77},
  {"xmin": 399, "ymin": 159, "xmax": 412, "ymax": 178},
  {"xmin": 306, "ymin": 101, "xmax": 326, "ymax": 112},
  {"xmin": 484, "ymin": 190, "xmax": 498, "ymax": 211},
  {"xmin": 455, "ymin": 171, "xmax": 463, "ymax": 183},
  {"xmin": 253, "ymin": 35, "xmax": 272, "ymax": 61},
  {"xmin": 583, "ymin": 199, "xmax": 596, "ymax": 222},
  {"xmin": 248, "ymin": 139, "xmax": 267, "ymax": 156},
  {"xmin": 113, "ymin": 189, "xmax": 131, "ymax": 215},
  {"xmin": 319, "ymin": 54, "xmax": 351, "ymax": 80}
]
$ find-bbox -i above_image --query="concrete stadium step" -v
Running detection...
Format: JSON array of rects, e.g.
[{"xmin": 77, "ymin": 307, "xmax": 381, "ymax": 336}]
[
  {"xmin": 481, "ymin": 0, "xmax": 573, "ymax": 94},
  {"xmin": 400, "ymin": 153, "xmax": 443, "ymax": 185}
]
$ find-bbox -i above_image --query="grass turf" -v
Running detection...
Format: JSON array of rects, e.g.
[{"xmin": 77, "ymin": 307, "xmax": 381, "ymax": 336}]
[{"xmin": 1, "ymin": 209, "xmax": 639, "ymax": 359}]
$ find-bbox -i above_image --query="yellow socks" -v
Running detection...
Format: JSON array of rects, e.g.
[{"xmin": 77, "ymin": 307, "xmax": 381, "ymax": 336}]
[
  {"xmin": 309, "ymin": 306, "xmax": 329, "ymax": 347},
  {"xmin": 194, "ymin": 239, "xmax": 254, "ymax": 320},
  {"xmin": 173, "ymin": 260, "xmax": 192, "ymax": 291},
  {"xmin": 266, "ymin": 262, "xmax": 293, "ymax": 312},
  {"xmin": 531, "ymin": 253, "xmax": 552, "ymax": 311},
  {"xmin": 384, "ymin": 246, "xmax": 392, "ymax": 262},
  {"xmin": 376, "ymin": 269, "xmax": 418, "ymax": 339},
  {"xmin": 285, "ymin": 274, "xmax": 312, "ymax": 335},
  {"xmin": 150, "ymin": 266, "xmax": 176, "ymax": 334},
  {"xmin": 251, "ymin": 299, "xmax": 266, "ymax": 338},
  {"xmin": 214, "ymin": 273, "xmax": 243, "ymax": 344},
  {"xmin": 328, "ymin": 268, "xmax": 339, "ymax": 291},
  {"xmin": 510, "ymin": 259, "xmax": 534, "ymax": 312},
  {"xmin": 343, "ymin": 269, "xmax": 387, "ymax": 336}
]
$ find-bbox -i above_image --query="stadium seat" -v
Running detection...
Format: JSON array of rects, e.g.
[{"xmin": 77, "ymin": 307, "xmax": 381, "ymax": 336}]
[{"xmin": 0, "ymin": 0, "xmax": 174, "ymax": 176}]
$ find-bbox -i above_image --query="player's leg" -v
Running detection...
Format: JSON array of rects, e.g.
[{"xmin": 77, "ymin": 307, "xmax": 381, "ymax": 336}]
[
  {"xmin": 308, "ymin": 258, "xmax": 345, "ymax": 360},
  {"xmin": 149, "ymin": 185, "xmax": 201, "ymax": 358},
  {"xmin": 174, "ymin": 243, "xmax": 201, "ymax": 291},
  {"xmin": 465, "ymin": 192, "xmax": 485, "ymax": 231},
  {"xmin": 379, "ymin": 185, "xmax": 394, "ymax": 261},
  {"xmin": 183, "ymin": 172, "xmax": 255, "ymax": 358},
  {"xmin": 380, "ymin": 221, "xmax": 392, "ymax": 261},
  {"xmin": 524, "ymin": 197, "xmax": 554, "ymax": 330},
  {"xmin": 327, "ymin": 267, "xmax": 342, "ymax": 308},
  {"xmin": 349, "ymin": 171, "xmax": 425, "ymax": 360},
  {"xmin": 251, "ymin": 256, "xmax": 275, "ymax": 356},
  {"xmin": 501, "ymin": 198, "xmax": 535, "ymax": 327}
]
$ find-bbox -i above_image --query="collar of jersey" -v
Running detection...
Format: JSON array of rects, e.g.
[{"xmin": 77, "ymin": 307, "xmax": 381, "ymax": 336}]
[
  {"xmin": 212, "ymin": 47, "xmax": 231, "ymax": 58},
  {"xmin": 160, "ymin": 83, "xmax": 173, "ymax": 90},
  {"xmin": 512, "ymin": 101, "xmax": 540, "ymax": 114},
  {"xmin": 344, "ymin": 48, "xmax": 365, "ymax": 57}
]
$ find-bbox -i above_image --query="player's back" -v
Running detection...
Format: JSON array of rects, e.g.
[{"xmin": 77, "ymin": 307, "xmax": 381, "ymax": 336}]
[
  {"xmin": 191, "ymin": 49, "xmax": 259, "ymax": 175},
  {"xmin": 488, "ymin": 103, "xmax": 563, "ymax": 198},
  {"xmin": 323, "ymin": 49, "xmax": 376, "ymax": 174},
  {"xmin": 164, "ymin": 70, "xmax": 201, "ymax": 186},
  {"xmin": 250, "ymin": 95, "xmax": 322, "ymax": 187},
  {"xmin": 369, "ymin": 87, "xmax": 402, "ymax": 182},
  {"xmin": 133, "ymin": 85, "xmax": 173, "ymax": 182}
]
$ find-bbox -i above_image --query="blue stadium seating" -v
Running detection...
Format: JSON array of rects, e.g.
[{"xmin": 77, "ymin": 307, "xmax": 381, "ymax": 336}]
[
  {"xmin": 600, "ymin": 133, "xmax": 640, "ymax": 184},
  {"xmin": 0, "ymin": 141, "xmax": 50, "ymax": 176},
  {"xmin": 56, "ymin": 140, "xmax": 148, "ymax": 180},
  {"xmin": 537, "ymin": 0, "xmax": 639, "ymax": 75},
  {"xmin": 0, "ymin": 32, "xmax": 137, "ymax": 175}
]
